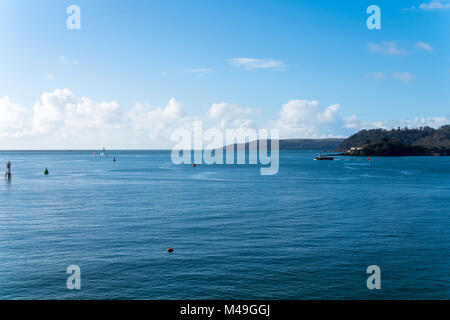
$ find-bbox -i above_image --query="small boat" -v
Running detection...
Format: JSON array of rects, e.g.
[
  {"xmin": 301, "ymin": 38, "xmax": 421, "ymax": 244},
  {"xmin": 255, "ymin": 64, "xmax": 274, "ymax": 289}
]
[{"xmin": 314, "ymin": 153, "xmax": 334, "ymax": 160}]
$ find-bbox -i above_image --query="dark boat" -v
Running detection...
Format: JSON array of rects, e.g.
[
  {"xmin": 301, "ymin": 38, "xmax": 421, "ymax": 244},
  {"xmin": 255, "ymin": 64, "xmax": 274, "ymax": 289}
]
[{"xmin": 314, "ymin": 153, "xmax": 334, "ymax": 160}]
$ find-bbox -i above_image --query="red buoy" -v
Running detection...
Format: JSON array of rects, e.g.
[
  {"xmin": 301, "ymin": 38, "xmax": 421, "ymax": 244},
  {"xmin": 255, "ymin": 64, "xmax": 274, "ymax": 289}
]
[
  {"xmin": 167, "ymin": 248, "xmax": 174, "ymax": 253},
  {"xmin": 192, "ymin": 163, "xmax": 196, "ymax": 167}
]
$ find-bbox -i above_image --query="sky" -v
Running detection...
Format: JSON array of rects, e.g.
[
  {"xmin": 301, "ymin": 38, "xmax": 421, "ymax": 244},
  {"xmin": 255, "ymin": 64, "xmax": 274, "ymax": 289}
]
[{"xmin": 0, "ymin": 0, "xmax": 449, "ymax": 149}]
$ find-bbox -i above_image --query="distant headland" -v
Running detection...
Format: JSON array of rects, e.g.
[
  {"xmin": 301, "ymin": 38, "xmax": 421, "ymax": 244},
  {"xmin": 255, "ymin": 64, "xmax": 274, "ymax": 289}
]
[
  {"xmin": 338, "ymin": 125, "xmax": 450, "ymax": 156},
  {"xmin": 225, "ymin": 125, "xmax": 450, "ymax": 156}
]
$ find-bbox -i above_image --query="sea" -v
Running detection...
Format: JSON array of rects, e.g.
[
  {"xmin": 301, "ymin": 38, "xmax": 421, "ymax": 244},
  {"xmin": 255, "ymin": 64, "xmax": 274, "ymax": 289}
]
[{"xmin": 0, "ymin": 150, "xmax": 449, "ymax": 299}]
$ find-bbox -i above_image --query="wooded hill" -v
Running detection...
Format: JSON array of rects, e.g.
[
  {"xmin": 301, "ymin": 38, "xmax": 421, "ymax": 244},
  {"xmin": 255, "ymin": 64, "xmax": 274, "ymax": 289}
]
[{"xmin": 338, "ymin": 125, "xmax": 450, "ymax": 156}]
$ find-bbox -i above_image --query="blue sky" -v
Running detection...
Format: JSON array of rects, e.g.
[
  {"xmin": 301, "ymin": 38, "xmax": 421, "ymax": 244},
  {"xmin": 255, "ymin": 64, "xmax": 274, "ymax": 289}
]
[{"xmin": 0, "ymin": 0, "xmax": 449, "ymax": 149}]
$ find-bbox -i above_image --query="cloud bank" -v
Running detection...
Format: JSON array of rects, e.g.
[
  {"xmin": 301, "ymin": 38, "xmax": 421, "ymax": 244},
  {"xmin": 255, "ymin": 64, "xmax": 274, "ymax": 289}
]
[{"xmin": 0, "ymin": 89, "xmax": 448, "ymax": 149}]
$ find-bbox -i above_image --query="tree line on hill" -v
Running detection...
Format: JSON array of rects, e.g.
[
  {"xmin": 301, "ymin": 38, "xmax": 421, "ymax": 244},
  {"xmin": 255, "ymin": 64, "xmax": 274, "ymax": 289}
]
[{"xmin": 338, "ymin": 125, "xmax": 450, "ymax": 156}]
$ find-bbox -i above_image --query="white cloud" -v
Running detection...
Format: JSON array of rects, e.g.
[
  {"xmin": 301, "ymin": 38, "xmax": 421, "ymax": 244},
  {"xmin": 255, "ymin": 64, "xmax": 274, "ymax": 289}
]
[
  {"xmin": 31, "ymin": 89, "xmax": 121, "ymax": 137},
  {"xmin": 208, "ymin": 102, "xmax": 255, "ymax": 130},
  {"xmin": 370, "ymin": 122, "xmax": 387, "ymax": 129},
  {"xmin": 126, "ymin": 98, "xmax": 186, "ymax": 137},
  {"xmin": 419, "ymin": 1, "xmax": 450, "ymax": 10},
  {"xmin": 0, "ymin": 97, "xmax": 30, "ymax": 138},
  {"xmin": 344, "ymin": 115, "xmax": 361, "ymax": 129},
  {"xmin": 230, "ymin": 58, "xmax": 285, "ymax": 71},
  {"xmin": 126, "ymin": 98, "xmax": 223, "ymax": 149},
  {"xmin": 415, "ymin": 41, "xmax": 433, "ymax": 51},
  {"xmin": 368, "ymin": 42, "xmax": 407, "ymax": 56},
  {"xmin": 344, "ymin": 117, "xmax": 450, "ymax": 132},
  {"xmin": 366, "ymin": 117, "xmax": 450, "ymax": 130},
  {"xmin": 394, "ymin": 117, "xmax": 449, "ymax": 127},
  {"xmin": 392, "ymin": 72, "xmax": 415, "ymax": 83},
  {"xmin": 275, "ymin": 99, "xmax": 355, "ymax": 138}
]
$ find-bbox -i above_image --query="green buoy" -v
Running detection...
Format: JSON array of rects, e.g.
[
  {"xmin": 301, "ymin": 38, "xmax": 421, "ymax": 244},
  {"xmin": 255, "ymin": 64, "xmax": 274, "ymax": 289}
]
[{"xmin": 44, "ymin": 168, "xmax": 49, "ymax": 175}]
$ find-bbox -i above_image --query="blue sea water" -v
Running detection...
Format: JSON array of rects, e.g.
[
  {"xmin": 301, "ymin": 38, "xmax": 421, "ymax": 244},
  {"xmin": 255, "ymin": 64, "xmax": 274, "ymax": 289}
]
[{"xmin": 0, "ymin": 150, "xmax": 449, "ymax": 300}]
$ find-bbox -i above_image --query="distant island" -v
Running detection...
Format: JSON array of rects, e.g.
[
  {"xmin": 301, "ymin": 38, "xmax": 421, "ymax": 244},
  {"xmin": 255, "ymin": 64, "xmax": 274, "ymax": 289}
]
[{"xmin": 338, "ymin": 125, "xmax": 450, "ymax": 156}]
